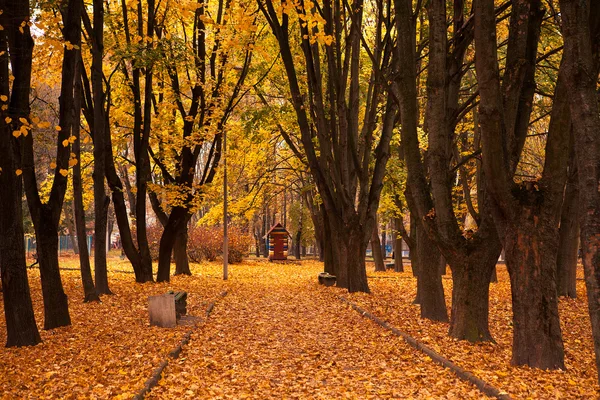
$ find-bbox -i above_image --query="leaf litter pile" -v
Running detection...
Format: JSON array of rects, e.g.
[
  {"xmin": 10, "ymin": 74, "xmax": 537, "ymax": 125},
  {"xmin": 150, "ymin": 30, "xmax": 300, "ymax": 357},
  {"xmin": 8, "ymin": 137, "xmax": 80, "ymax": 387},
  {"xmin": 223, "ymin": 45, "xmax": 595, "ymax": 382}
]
[{"xmin": 0, "ymin": 256, "xmax": 597, "ymax": 399}]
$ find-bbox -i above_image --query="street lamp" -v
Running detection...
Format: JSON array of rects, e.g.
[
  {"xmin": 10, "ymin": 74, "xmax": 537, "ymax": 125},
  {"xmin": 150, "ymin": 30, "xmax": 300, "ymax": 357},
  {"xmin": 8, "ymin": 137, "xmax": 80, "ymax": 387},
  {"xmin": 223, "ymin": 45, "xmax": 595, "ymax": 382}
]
[{"xmin": 223, "ymin": 128, "xmax": 228, "ymax": 280}]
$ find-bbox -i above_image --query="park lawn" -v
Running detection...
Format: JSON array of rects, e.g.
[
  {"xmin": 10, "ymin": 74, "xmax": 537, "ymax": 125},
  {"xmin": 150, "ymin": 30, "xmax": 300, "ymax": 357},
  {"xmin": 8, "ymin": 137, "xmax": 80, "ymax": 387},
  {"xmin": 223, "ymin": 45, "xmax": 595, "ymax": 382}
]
[{"xmin": 0, "ymin": 257, "xmax": 597, "ymax": 399}]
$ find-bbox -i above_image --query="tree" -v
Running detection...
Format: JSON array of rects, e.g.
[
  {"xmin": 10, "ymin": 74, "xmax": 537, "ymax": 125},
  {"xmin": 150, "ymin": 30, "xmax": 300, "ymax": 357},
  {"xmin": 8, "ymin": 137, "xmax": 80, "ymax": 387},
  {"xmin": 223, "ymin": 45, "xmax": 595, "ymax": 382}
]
[
  {"xmin": 0, "ymin": 0, "xmax": 42, "ymax": 347},
  {"xmin": 259, "ymin": 0, "xmax": 397, "ymax": 292},
  {"xmin": 153, "ymin": 0, "xmax": 254, "ymax": 281},
  {"xmin": 474, "ymin": 0, "xmax": 570, "ymax": 368},
  {"xmin": 394, "ymin": 0, "xmax": 502, "ymax": 333},
  {"xmin": 20, "ymin": 0, "xmax": 85, "ymax": 328},
  {"xmin": 559, "ymin": 0, "xmax": 600, "ymax": 383}
]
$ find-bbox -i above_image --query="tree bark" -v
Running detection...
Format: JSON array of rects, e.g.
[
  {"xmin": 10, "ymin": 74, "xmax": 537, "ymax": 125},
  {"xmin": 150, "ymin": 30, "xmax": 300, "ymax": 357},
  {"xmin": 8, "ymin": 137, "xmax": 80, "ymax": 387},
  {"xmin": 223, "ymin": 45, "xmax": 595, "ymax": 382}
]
[
  {"xmin": 174, "ymin": 223, "xmax": 191, "ymax": 275},
  {"xmin": 475, "ymin": 0, "xmax": 568, "ymax": 367},
  {"xmin": 90, "ymin": 0, "xmax": 111, "ymax": 295},
  {"xmin": 504, "ymin": 209, "xmax": 565, "ymax": 369},
  {"xmin": 64, "ymin": 201, "xmax": 79, "ymax": 254},
  {"xmin": 559, "ymin": 0, "xmax": 600, "ymax": 383},
  {"xmin": 371, "ymin": 219, "xmax": 386, "ymax": 272},
  {"xmin": 329, "ymin": 216, "xmax": 370, "ymax": 293},
  {"xmin": 94, "ymin": 195, "xmax": 111, "ymax": 294},
  {"xmin": 72, "ymin": 58, "xmax": 99, "ymax": 303},
  {"xmin": 157, "ymin": 207, "xmax": 188, "ymax": 282},
  {"xmin": 393, "ymin": 217, "xmax": 404, "ymax": 272},
  {"xmin": 556, "ymin": 153, "xmax": 579, "ymax": 298},
  {"xmin": 0, "ymin": 7, "xmax": 41, "ymax": 345},
  {"xmin": 449, "ymin": 218, "xmax": 501, "ymax": 342},
  {"xmin": 415, "ymin": 224, "xmax": 448, "ymax": 322}
]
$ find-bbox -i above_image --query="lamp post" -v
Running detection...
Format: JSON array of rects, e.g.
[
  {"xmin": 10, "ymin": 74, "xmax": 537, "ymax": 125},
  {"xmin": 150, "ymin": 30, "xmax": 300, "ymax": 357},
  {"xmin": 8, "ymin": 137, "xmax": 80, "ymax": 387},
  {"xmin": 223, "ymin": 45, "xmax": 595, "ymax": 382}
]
[{"xmin": 223, "ymin": 128, "xmax": 228, "ymax": 280}]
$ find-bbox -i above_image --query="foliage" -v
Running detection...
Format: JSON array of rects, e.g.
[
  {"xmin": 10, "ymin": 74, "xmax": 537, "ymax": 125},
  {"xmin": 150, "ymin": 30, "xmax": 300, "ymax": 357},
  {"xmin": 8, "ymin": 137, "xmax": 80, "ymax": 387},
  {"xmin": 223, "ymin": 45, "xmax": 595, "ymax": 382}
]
[
  {"xmin": 146, "ymin": 223, "xmax": 164, "ymax": 261},
  {"xmin": 188, "ymin": 225, "xmax": 252, "ymax": 263}
]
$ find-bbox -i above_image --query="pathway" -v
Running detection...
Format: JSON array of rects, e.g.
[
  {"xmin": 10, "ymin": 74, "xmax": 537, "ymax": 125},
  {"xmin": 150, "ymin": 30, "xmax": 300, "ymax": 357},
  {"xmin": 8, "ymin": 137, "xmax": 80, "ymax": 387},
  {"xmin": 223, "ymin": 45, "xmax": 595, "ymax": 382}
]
[{"xmin": 147, "ymin": 263, "xmax": 487, "ymax": 399}]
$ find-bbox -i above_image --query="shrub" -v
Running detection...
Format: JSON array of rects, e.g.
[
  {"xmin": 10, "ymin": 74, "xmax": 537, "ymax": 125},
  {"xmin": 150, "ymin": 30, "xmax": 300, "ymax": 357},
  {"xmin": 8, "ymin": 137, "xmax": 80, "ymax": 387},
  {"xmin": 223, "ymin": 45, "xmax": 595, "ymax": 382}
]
[
  {"xmin": 227, "ymin": 226, "xmax": 253, "ymax": 263},
  {"xmin": 188, "ymin": 225, "xmax": 252, "ymax": 263},
  {"xmin": 188, "ymin": 226, "xmax": 222, "ymax": 262},
  {"xmin": 146, "ymin": 223, "xmax": 164, "ymax": 261}
]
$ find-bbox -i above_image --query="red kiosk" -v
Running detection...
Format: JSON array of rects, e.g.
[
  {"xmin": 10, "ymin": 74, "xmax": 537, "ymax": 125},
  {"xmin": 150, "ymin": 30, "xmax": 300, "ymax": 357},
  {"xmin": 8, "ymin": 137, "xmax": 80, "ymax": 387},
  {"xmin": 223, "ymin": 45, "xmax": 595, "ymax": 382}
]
[{"xmin": 264, "ymin": 223, "xmax": 291, "ymax": 261}]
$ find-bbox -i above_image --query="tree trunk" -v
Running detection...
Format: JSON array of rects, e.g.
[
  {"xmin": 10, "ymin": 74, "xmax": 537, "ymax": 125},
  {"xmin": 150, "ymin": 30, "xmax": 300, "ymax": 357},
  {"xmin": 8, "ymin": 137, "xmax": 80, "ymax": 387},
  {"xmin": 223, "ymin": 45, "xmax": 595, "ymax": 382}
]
[
  {"xmin": 94, "ymin": 195, "xmax": 111, "ymax": 294},
  {"xmin": 415, "ymin": 224, "xmax": 448, "ymax": 322},
  {"xmin": 409, "ymin": 213, "xmax": 420, "ymax": 304},
  {"xmin": 90, "ymin": 0, "xmax": 111, "ymax": 295},
  {"xmin": 0, "ymin": 20, "xmax": 41, "ymax": 344},
  {"xmin": 559, "ymin": 0, "xmax": 600, "ymax": 383},
  {"xmin": 73, "ymin": 65, "xmax": 99, "ymax": 303},
  {"xmin": 295, "ymin": 230, "xmax": 302, "ymax": 260},
  {"xmin": 331, "ymin": 219, "xmax": 370, "ymax": 293},
  {"xmin": 381, "ymin": 223, "xmax": 387, "ymax": 259},
  {"xmin": 449, "ymin": 222, "xmax": 501, "ymax": 342},
  {"xmin": 64, "ymin": 201, "xmax": 79, "ymax": 255},
  {"xmin": 504, "ymin": 213, "xmax": 565, "ymax": 369},
  {"xmin": 322, "ymin": 209, "xmax": 336, "ymax": 276},
  {"xmin": 156, "ymin": 207, "xmax": 188, "ymax": 282},
  {"xmin": 35, "ymin": 213, "xmax": 72, "ymax": 329},
  {"xmin": 556, "ymin": 157, "xmax": 579, "ymax": 298},
  {"xmin": 174, "ymin": 223, "xmax": 191, "ymax": 275},
  {"xmin": 393, "ymin": 218, "xmax": 404, "ymax": 272},
  {"xmin": 371, "ymin": 221, "xmax": 386, "ymax": 272}
]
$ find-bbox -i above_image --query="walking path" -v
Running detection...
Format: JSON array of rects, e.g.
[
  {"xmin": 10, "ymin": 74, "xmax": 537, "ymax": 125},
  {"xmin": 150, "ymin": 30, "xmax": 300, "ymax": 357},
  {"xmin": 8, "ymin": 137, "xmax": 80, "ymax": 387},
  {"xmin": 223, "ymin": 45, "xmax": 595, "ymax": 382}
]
[{"xmin": 147, "ymin": 264, "xmax": 488, "ymax": 399}]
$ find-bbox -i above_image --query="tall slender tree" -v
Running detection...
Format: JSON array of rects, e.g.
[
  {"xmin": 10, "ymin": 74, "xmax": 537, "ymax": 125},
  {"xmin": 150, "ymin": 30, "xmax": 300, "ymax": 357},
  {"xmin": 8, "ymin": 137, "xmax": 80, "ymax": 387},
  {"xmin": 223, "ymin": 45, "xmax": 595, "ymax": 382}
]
[{"xmin": 0, "ymin": 0, "xmax": 42, "ymax": 346}]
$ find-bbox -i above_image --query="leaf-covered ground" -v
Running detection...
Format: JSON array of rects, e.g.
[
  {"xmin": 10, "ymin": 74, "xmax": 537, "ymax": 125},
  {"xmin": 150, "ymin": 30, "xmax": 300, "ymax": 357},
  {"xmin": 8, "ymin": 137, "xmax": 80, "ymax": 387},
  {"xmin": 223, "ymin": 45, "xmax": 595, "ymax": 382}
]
[
  {"xmin": 148, "ymin": 260, "xmax": 480, "ymax": 399},
  {"xmin": 347, "ymin": 262, "xmax": 599, "ymax": 399},
  {"xmin": 0, "ymin": 256, "xmax": 597, "ymax": 398}
]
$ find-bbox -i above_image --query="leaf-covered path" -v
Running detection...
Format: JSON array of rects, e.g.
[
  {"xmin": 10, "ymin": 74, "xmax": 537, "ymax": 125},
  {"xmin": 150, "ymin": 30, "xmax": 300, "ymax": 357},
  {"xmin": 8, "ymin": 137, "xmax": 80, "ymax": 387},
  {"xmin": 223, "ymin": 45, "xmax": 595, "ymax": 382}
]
[{"xmin": 147, "ymin": 262, "xmax": 486, "ymax": 399}]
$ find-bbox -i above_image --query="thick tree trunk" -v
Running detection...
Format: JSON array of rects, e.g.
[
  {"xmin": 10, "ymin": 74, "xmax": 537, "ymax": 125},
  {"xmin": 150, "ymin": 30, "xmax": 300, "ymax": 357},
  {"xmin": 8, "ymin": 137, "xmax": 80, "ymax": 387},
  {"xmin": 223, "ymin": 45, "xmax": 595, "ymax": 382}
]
[
  {"xmin": 35, "ymin": 213, "xmax": 72, "ymax": 329},
  {"xmin": 156, "ymin": 207, "xmax": 188, "ymax": 282},
  {"xmin": 324, "ymin": 211, "xmax": 370, "ymax": 292},
  {"xmin": 556, "ymin": 159, "xmax": 579, "ymax": 298},
  {"xmin": 449, "ymin": 223, "xmax": 501, "ymax": 342},
  {"xmin": 174, "ymin": 223, "xmax": 191, "ymax": 275},
  {"xmin": 559, "ymin": 0, "xmax": 600, "ymax": 383},
  {"xmin": 504, "ymin": 213, "xmax": 565, "ymax": 369},
  {"xmin": 371, "ymin": 221, "xmax": 386, "ymax": 272},
  {"xmin": 415, "ymin": 224, "xmax": 448, "ymax": 322}
]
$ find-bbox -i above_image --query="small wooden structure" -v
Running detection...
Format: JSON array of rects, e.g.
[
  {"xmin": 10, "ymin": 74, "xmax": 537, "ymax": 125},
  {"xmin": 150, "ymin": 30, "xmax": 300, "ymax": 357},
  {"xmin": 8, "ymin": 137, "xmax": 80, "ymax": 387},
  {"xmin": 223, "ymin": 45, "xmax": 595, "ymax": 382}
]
[{"xmin": 264, "ymin": 223, "xmax": 291, "ymax": 261}]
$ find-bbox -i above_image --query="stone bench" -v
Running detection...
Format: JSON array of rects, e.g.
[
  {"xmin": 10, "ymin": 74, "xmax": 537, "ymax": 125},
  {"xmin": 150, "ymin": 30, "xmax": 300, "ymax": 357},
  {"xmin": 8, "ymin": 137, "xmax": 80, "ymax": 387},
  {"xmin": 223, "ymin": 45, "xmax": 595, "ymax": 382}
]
[{"xmin": 148, "ymin": 291, "xmax": 188, "ymax": 328}]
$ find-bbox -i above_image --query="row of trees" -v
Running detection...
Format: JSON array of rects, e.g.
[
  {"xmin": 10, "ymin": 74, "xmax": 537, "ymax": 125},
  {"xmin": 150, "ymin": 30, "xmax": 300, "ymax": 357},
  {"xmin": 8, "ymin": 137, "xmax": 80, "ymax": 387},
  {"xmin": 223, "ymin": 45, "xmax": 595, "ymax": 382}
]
[{"xmin": 1, "ymin": 0, "xmax": 600, "ymax": 385}]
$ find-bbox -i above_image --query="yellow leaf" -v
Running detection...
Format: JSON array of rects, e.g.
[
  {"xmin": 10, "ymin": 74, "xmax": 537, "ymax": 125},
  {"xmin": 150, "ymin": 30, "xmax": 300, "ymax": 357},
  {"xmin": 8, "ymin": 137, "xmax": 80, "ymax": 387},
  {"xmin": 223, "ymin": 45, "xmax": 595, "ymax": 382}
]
[
  {"xmin": 12, "ymin": 131, "xmax": 20, "ymax": 138},
  {"xmin": 50, "ymin": 161, "xmax": 57, "ymax": 169},
  {"xmin": 55, "ymin": 125, "xmax": 62, "ymax": 131},
  {"xmin": 15, "ymin": 169, "xmax": 22, "ymax": 176},
  {"xmin": 68, "ymin": 158, "xmax": 78, "ymax": 167},
  {"xmin": 59, "ymin": 169, "xmax": 68, "ymax": 177},
  {"xmin": 0, "ymin": 95, "xmax": 7, "ymax": 102},
  {"xmin": 62, "ymin": 139, "xmax": 69, "ymax": 147},
  {"xmin": 4, "ymin": 116, "xmax": 11, "ymax": 123}
]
